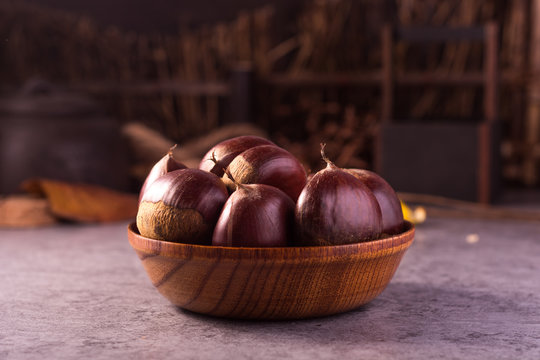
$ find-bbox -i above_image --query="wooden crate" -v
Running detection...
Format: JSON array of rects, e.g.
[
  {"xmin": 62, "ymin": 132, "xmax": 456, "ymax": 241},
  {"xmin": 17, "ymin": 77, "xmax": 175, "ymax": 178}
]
[
  {"xmin": 377, "ymin": 22, "xmax": 500, "ymax": 203},
  {"xmin": 378, "ymin": 122, "xmax": 501, "ymax": 202}
]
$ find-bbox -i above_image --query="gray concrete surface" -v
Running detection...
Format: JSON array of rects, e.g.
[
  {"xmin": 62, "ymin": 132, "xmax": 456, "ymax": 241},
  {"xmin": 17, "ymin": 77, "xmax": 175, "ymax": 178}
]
[{"xmin": 0, "ymin": 217, "xmax": 539, "ymax": 359}]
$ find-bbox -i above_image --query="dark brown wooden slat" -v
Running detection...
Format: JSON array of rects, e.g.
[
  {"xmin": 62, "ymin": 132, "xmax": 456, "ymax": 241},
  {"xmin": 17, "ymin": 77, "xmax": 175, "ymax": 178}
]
[
  {"xmin": 72, "ymin": 80, "xmax": 230, "ymax": 96},
  {"xmin": 395, "ymin": 72, "xmax": 484, "ymax": 85},
  {"xmin": 229, "ymin": 64, "xmax": 253, "ymax": 123},
  {"xmin": 484, "ymin": 22, "xmax": 499, "ymax": 124},
  {"xmin": 396, "ymin": 26, "xmax": 485, "ymax": 43},
  {"xmin": 59, "ymin": 70, "xmax": 523, "ymax": 99},
  {"xmin": 263, "ymin": 72, "xmax": 382, "ymax": 87},
  {"xmin": 381, "ymin": 24, "xmax": 394, "ymax": 123}
]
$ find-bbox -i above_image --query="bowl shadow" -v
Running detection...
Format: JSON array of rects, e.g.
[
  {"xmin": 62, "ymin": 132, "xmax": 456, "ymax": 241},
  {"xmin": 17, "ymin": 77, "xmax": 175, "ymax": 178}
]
[{"xmin": 172, "ymin": 281, "xmax": 537, "ymax": 346}]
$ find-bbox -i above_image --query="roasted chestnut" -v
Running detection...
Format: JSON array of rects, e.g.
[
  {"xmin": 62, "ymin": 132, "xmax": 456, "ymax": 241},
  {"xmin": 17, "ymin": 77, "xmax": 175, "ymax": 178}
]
[{"xmin": 136, "ymin": 169, "xmax": 228, "ymax": 245}]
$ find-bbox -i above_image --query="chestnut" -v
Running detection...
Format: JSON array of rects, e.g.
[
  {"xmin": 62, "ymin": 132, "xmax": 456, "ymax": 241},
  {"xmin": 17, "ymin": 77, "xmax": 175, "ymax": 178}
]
[
  {"xmin": 224, "ymin": 145, "xmax": 307, "ymax": 201},
  {"xmin": 346, "ymin": 169, "xmax": 404, "ymax": 235},
  {"xmin": 199, "ymin": 135, "xmax": 275, "ymax": 177},
  {"xmin": 212, "ymin": 181, "xmax": 294, "ymax": 247},
  {"xmin": 294, "ymin": 145, "xmax": 382, "ymax": 246},
  {"xmin": 139, "ymin": 146, "xmax": 186, "ymax": 203},
  {"xmin": 136, "ymin": 169, "xmax": 228, "ymax": 245}
]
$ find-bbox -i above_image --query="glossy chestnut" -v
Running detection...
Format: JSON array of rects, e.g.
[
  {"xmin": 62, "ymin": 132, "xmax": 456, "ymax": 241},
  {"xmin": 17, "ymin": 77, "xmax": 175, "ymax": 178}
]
[
  {"xmin": 294, "ymin": 146, "xmax": 382, "ymax": 246},
  {"xmin": 224, "ymin": 145, "xmax": 307, "ymax": 201},
  {"xmin": 139, "ymin": 146, "xmax": 186, "ymax": 203},
  {"xmin": 199, "ymin": 135, "xmax": 275, "ymax": 177},
  {"xmin": 346, "ymin": 169, "xmax": 404, "ymax": 235},
  {"xmin": 137, "ymin": 169, "xmax": 228, "ymax": 245},
  {"xmin": 212, "ymin": 183, "xmax": 295, "ymax": 247}
]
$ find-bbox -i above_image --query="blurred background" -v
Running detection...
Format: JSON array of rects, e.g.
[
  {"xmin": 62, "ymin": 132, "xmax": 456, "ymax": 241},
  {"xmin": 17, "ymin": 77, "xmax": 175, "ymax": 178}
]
[{"xmin": 1, "ymin": 0, "xmax": 539, "ymax": 214}]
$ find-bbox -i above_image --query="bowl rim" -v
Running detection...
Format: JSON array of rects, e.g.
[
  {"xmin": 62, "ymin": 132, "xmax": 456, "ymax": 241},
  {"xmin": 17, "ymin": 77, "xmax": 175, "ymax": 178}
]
[{"xmin": 127, "ymin": 221, "xmax": 415, "ymax": 261}]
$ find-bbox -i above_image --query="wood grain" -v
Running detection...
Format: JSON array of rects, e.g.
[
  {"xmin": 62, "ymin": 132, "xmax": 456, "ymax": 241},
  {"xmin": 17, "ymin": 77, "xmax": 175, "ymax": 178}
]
[{"xmin": 127, "ymin": 222, "xmax": 415, "ymax": 320}]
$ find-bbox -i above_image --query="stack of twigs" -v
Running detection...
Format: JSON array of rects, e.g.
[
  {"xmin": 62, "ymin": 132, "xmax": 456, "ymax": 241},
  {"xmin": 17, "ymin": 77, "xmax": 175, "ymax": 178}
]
[
  {"xmin": 0, "ymin": 1, "xmax": 274, "ymax": 143},
  {"xmin": 0, "ymin": 0, "xmax": 538, "ymax": 185}
]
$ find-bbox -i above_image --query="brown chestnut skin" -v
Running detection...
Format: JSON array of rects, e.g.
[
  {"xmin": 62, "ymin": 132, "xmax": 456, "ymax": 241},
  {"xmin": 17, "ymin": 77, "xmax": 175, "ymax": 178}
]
[
  {"xmin": 199, "ymin": 135, "xmax": 275, "ymax": 177},
  {"xmin": 139, "ymin": 147, "xmax": 186, "ymax": 203},
  {"xmin": 137, "ymin": 169, "xmax": 228, "ymax": 245},
  {"xmin": 346, "ymin": 169, "xmax": 404, "ymax": 235},
  {"xmin": 224, "ymin": 145, "xmax": 307, "ymax": 201},
  {"xmin": 295, "ymin": 163, "xmax": 382, "ymax": 246},
  {"xmin": 212, "ymin": 183, "xmax": 294, "ymax": 247}
]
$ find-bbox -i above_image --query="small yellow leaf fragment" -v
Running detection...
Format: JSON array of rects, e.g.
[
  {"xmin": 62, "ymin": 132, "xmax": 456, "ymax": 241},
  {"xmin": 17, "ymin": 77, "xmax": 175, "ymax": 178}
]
[{"xmin": 400, "ymin": 200, "xmax": 426, "ymax": 224}]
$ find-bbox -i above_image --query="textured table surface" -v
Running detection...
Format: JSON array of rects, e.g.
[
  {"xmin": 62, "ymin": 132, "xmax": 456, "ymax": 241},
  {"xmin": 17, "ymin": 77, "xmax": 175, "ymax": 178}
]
[{"xmin": 1, "ymin": 217, "xmax": 539, "ymax": 360}]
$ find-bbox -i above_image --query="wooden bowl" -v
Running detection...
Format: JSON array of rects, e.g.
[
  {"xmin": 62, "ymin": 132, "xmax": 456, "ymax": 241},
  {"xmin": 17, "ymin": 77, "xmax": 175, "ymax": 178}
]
[{"xmin": 127, "ymin": 222, "xmax": 415, "ymax": 320}]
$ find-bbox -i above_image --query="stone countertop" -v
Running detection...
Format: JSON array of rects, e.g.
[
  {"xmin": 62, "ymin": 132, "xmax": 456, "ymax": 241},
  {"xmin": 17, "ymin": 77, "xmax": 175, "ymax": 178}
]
[{"xmin": 1, "ymin": 217, "xmax": 539, "ymax": 360}]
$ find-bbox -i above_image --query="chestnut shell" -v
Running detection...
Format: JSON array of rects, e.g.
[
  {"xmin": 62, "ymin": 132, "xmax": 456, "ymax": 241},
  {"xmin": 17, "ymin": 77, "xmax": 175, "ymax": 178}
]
[
  {"xmin": 225, "ymin": 145, "xmax": 307, "ymax": 201},
  {"xmin": 199, "ymin": 136, "xmax": 275, "ymax": 177},
  {"xmin": 346, "ymin": 169, "xmax": 404, "ymax": 235},
  {"xmin": 212, "ymin": 184, "xmax": 294, "ymax": 247},
  {"xmin": 137, "ymin": 169, "xmax": 228, "ymax": 245},
  {"xmin": 139, "ymin": 151, "xmax": 186, "ymax": 203},
  {"xmin": 295, "ymin": 166, "xmax": 382, "ymax": 246}
]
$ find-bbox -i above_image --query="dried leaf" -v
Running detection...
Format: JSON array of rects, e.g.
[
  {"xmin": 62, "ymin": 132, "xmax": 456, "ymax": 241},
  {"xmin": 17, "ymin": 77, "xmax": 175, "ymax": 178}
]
[
  {"xmin": 0, "ymin": 195, "xmax": 57, "ymax": 228},
  {"xmin": 21, "ymin": 179, "xmax": 138, "ymax": 223}
]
